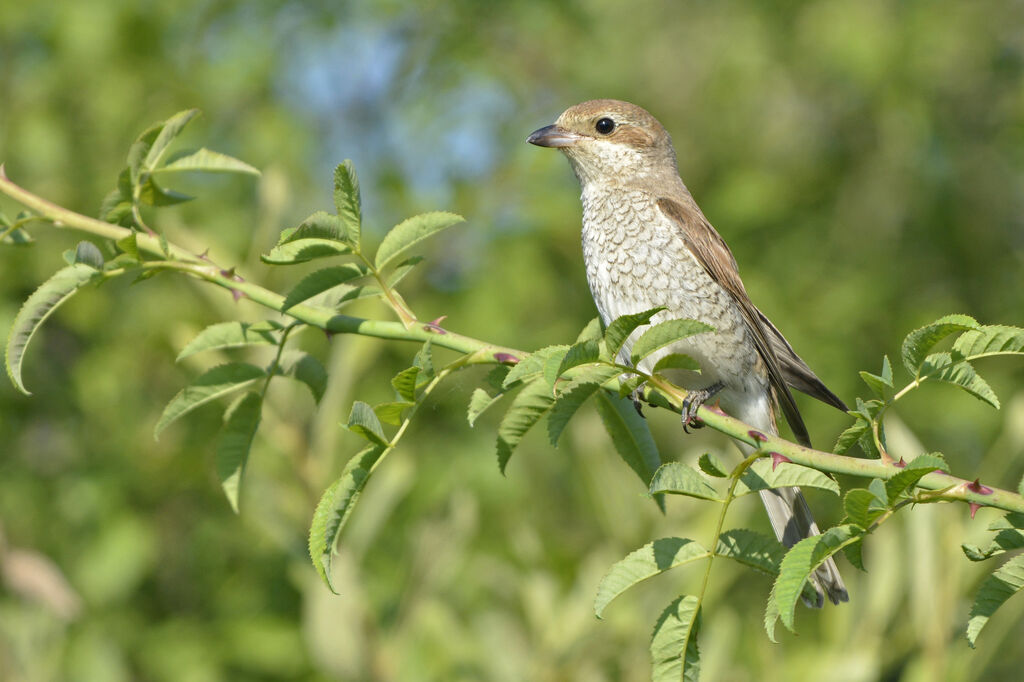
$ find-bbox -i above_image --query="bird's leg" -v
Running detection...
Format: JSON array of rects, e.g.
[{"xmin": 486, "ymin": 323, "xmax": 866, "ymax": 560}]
[
  {"xmin": 681, "ymin": 381, "xmax": 724, "ymax": 433},
  {"xmin": 629, "ymin": 386, "xmax": 646, "ymax": 417}
]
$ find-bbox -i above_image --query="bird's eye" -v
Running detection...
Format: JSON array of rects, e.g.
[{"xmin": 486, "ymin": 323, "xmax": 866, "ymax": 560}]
[{"xmin": 595, "ymin": 117, "xmax": 615, "ymax": 135}]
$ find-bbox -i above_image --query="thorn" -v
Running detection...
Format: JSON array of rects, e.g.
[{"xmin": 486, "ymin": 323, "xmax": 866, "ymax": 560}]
[
  {"xmin": 748, "ymin": 430, "xmax": 768, "ymax": 443},
  {"xmin": 770, "ymin": 452, "xmax": 791, "ymax": 471},
  {"xmin": 199, "ymin": 249, "xmax": 210, "ymax": 260},
  {"xmin": 494, "ymin": 352, "xmax": 519, "ymax": 365},
  {"xmin": 231, "ymin": 289, "xmax": 244, "ymax": 302},
  {"xmin": 967, "ymin": 479, "xmax": 994, "ymax": 495},
  {"xmin": 324, "ymin": 329, "xmax": 335, "ymax": 341},
  {"xmin": 424, "ymin": 315, "xmax": 448, "ymax": 334},
  {"xmin": 895, "ymin": 457, "xmax": 907, "ymax": 468},
  {"xmin": 219, "ymin": 267, "xmax": 244, "ymax": 283},
  {"xmin": 969, "ymin": 503, "xmax": 982, "ymax": 519}
]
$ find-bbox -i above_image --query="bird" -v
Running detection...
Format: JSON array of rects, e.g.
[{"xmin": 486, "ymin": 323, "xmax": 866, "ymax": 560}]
[{"xmin": 527, "ymin": 99, "xmax": 849, "ymax": 607}]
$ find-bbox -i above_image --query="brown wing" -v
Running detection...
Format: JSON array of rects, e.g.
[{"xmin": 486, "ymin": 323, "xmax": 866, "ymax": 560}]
[
  {"xmin": 754, "ymin": 307, "xmax": 848, "ymax": 412},
  {"xmin": 657, "ymin": 197, "xmax": 823, "ymax": 446}
]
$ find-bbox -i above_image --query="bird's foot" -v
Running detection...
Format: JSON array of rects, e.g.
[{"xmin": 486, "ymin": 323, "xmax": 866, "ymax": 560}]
[
  {"xmin": 629, "ymin": 386, "xmax": 646, "ymax": 418},
  {"xmin": 681, "ymin": 381, "xmax": 724, "ymax": 433}
]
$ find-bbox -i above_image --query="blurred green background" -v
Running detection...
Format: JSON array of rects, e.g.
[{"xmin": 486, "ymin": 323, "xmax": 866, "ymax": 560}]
[{"xmin": 2, "ymin": 1, "xmax": 1024, "ymax": 680}]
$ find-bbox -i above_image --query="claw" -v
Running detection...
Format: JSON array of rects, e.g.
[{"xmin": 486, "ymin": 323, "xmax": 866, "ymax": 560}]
[
  {"xmin": 680, "ymin": 381, "xmax": 724, "ymax": 433},
  {"xmin": 629, "ymin": 387, "xmax": 645, "ymax": 418}
]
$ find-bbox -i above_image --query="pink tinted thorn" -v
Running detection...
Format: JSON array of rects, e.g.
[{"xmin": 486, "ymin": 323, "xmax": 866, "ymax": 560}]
[
  {"xmin": 494, "ymin": 352, "xmax": 519, "ymax": 365},
  {"xmin": 198, "ymin": 249, "xmax": 210, "ymax": 260},
  {"xmin": 324, "ymin": 329, "xmax": 335, "ymax": 341},
  {"xmin": 967, "ymin": 479, "xmax": 994, "ymax": 495},
  {"xmin": 895, "ymin": 457, "xmax": 907, "ymax": 468},
  {"xmin": 231, "ymin": 289, "xmax": 244, "ymax": 302},
  {"xmin": 770, "ymin": 452, "xmax": 791, "ymax": 471},
  {"xmin": 970, "ymin": 503, "xmax": 982, "ymax": 519},
  {"xmin": 424, "ymin": 315, "xmax": 448, "ymax": 334},
  {"xmin": 704, "ymin": 403, "xmax": 727, "ymax": 416},
  {"xmin": 747, "ymin": 430, "xmax": 768, "ymax": 443}
]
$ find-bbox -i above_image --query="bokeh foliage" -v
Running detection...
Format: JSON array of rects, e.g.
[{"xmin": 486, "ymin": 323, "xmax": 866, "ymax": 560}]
[{"xmin": 2, "ymin": 1, "xmax": 1023, "ymax": 680}]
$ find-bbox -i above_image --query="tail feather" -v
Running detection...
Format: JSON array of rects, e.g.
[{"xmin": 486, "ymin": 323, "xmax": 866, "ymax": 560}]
[{"xmin": 759, "ymin": 486, "xmax": 849, "ymax": 607}]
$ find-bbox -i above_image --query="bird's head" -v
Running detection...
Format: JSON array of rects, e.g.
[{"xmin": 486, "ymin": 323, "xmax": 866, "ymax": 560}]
[{"xmin": 527, "ymin": 99, "xmax": 678, "ymax": 186}]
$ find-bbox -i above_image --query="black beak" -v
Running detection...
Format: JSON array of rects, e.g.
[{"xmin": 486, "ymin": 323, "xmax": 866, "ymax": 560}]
[{"xmin": 527, "ymin": 124, "xmax": 582, "ymax": 148}]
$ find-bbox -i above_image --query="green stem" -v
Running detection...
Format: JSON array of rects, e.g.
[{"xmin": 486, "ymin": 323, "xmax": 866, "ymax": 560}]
[
  {"xmin": 3, "ymin": 168, "xmax": 1023, "ymax": 514},
  {"xmin": 685, "ymin": 451, "xmax": 762, "ymax": 678}
]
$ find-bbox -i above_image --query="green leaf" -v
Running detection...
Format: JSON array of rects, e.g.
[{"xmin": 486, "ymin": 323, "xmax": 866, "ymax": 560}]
[
  {"xmin": 155, "ymin": 362, "xmax": 266, "ymax": 438},
  {"xmin": 73, "ymin": 241, "xmax": 104, "ymax": 269},
  {"xmin": 387, "ymin": 256, "xmax": 422, "ymax": 287},
  {"xmin": 154, "ymin": 148, "xmax": 260, "ymax": 175},
  {"xmin": 963, "ymin": 529, "xmax": 1024, "ymax": 562},
  {"xmin": 843, "ymin": 488, "xmax": 886, "ymax": 528},
  {"xmin": 649, "ymin": 462, "xmax": 720, "ymax": 501},
  {"xmin": 901, "ymin": 314, "xmax": 980, "ymax": 376},
  {"xmin": 496, "ymin": 379, "xmax": 555, "ymax": 473},
  {"xmin": 919, "ymin": 353, "xmax": 1000, "ymax": 408},
  {"xmin": 276, "ymin": 350, "xmax": 328, "ymax": 403},
  {"xmin": 631, "ymin": 319, "xmax": 714, "ymax": 366},
  {"xmin": 137, "ymin": 176, "xmax": 194, "ymax": 206},
  {"xmin": 843, "ymin": 540, "xmax": 866, "ymax": 571},
  {"xmin": 374, "ymin": 211, "xmax": 465, "ymax": 271},
  {"xmin": 281, "ymin": 264, "xmax": 368, "ymax": 310},
  {"xmin": 834, "ymin": 417, "xmax": 870, "ymax": 454},
  {"xmin": 881, "ymin": 354, "xmax": 893, "ymax": 385},
  {"xmin": 333, "ymin": 160, "xmax": 362, "ymax": 245},
  {"xmin": 308, "ymin": 444, "xmax": 385, "ymax": 593},
  {"xmin": 575, "ymin": 316, "xmax": 604, "ymax": 344},
  {"xmin": 561, "ymin": 363, "xmax": 622, "ymax": 389},
  {"xmin": 885, "ymin": 453, "xmax": 948, "ymax": 500},
  {"xmin": 868, "ymin": 478, "xmax": 889, "ymax": 506},
  {"xmin": 652, "ymin": 353, "xmax": 701, "ymax": 373},
  {"xmin": 391, "ymin": 366, "xmax": 421, "ymax": 402},
  {"xmin": 715, "ymin": 528, "xmax": 785, "ymax": 575},
  {"xmin": 953, "ymin": 324, "xmax": 1024, "ymax": 358},
  {"xmin": 261, "ymin": 238, "xmax": 352, "ymax": 265},
  {"xmin": 277, "ymin": 211, "xmax": 347, "ymax": 244},
  {"xmin": 988, "ymin": 512, "xmax": 1024, "ymax": 531},
  {"xmin": 100, "ymin": 170, "xmax": 133, "ymax": 225},
  {"xmin": 733, "ymin": 459, "xmax": 841, "ymax": 497},
  {"xmin": 771, "ymin": 525, "xmax": 863, "ymax": 632},
  {"xmin": 651, "ymin": 595, "xmax": 701, "ymax": 682},
  {"xmin": 374, "ymin": 401, "xmax": 415, "ymax": 426},
  {"xmin": 116, "ymin": 233, "xmax": 140, "ymax": 260},
  {"xmin": 547, "ymin": 381, "xmax": 602, "ymax": 445},
  {"xmin": 616, "ymin": 374, "xmax": 647, "ymax": 399},
  {"xmin": 859, "ymin": 371, "xmax": 890, "ymax": 398},
  {"xmin": 6, "ymin": 264, "xmax": 102, "ymax": 394},
  {"xmin": 595, "ymin": 392, "xmax": 664, "ymax": 502},
  {"xmin": 594, "ymin": 538, "xmax": 709, "ymax": 618},
  {"xmin": 142, "ymin": 109, "xmax": 200, "ymax": 172},
  {"xmin": 603, "ymin": 307, "xmax": 665, "ymax": 359},
  {"xmin": 502, "ymin": 345, "xmax": 569, "ymax": 388},
  {"xmin": 330, "ymin": 283, "xmax": 383, "ymax": 308},
  {"xmin": 177, "ymin": 321, "xmax": 282, "ymax": 361},
  {"xmin": 217, "ymin": 392, "xmax": 262, "ymax": 513},
  {"xmin": 764, "ymin": 592, "xmax": 781, "ymax": 642},
  {"xmin": 697, "ymin": 453, "xmax": 728, "ymax": 477},
  {"xmin": 967, "ymin": 554, "xmax": 1024, "ymax": 647},
  {"xmin": 1, "ymin": 227, "xmax": 33, "ymax": 245},
  {"xmin": 540, "ymin": 346, "xmax": 571, "ymax": 386},
  {"xmin": 413, "ymin": 341, "xmax": 435, "ymax": 379},
  {"xmin": 467, "ymin": 387, "xmax": 505, "ymax": 427},
  {"xmin": 551, "ymin": 338, "xmax": 601, "ymax": 383},
  {"xmin": 345, "ymin": 400, "xmax": 388, "ymax": 446}
]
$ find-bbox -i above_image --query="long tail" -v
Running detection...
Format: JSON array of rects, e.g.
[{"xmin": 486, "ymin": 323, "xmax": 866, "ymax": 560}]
[{"xmin": 759, "ymin": 486, "xmax": 849, "ymax": 607}]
